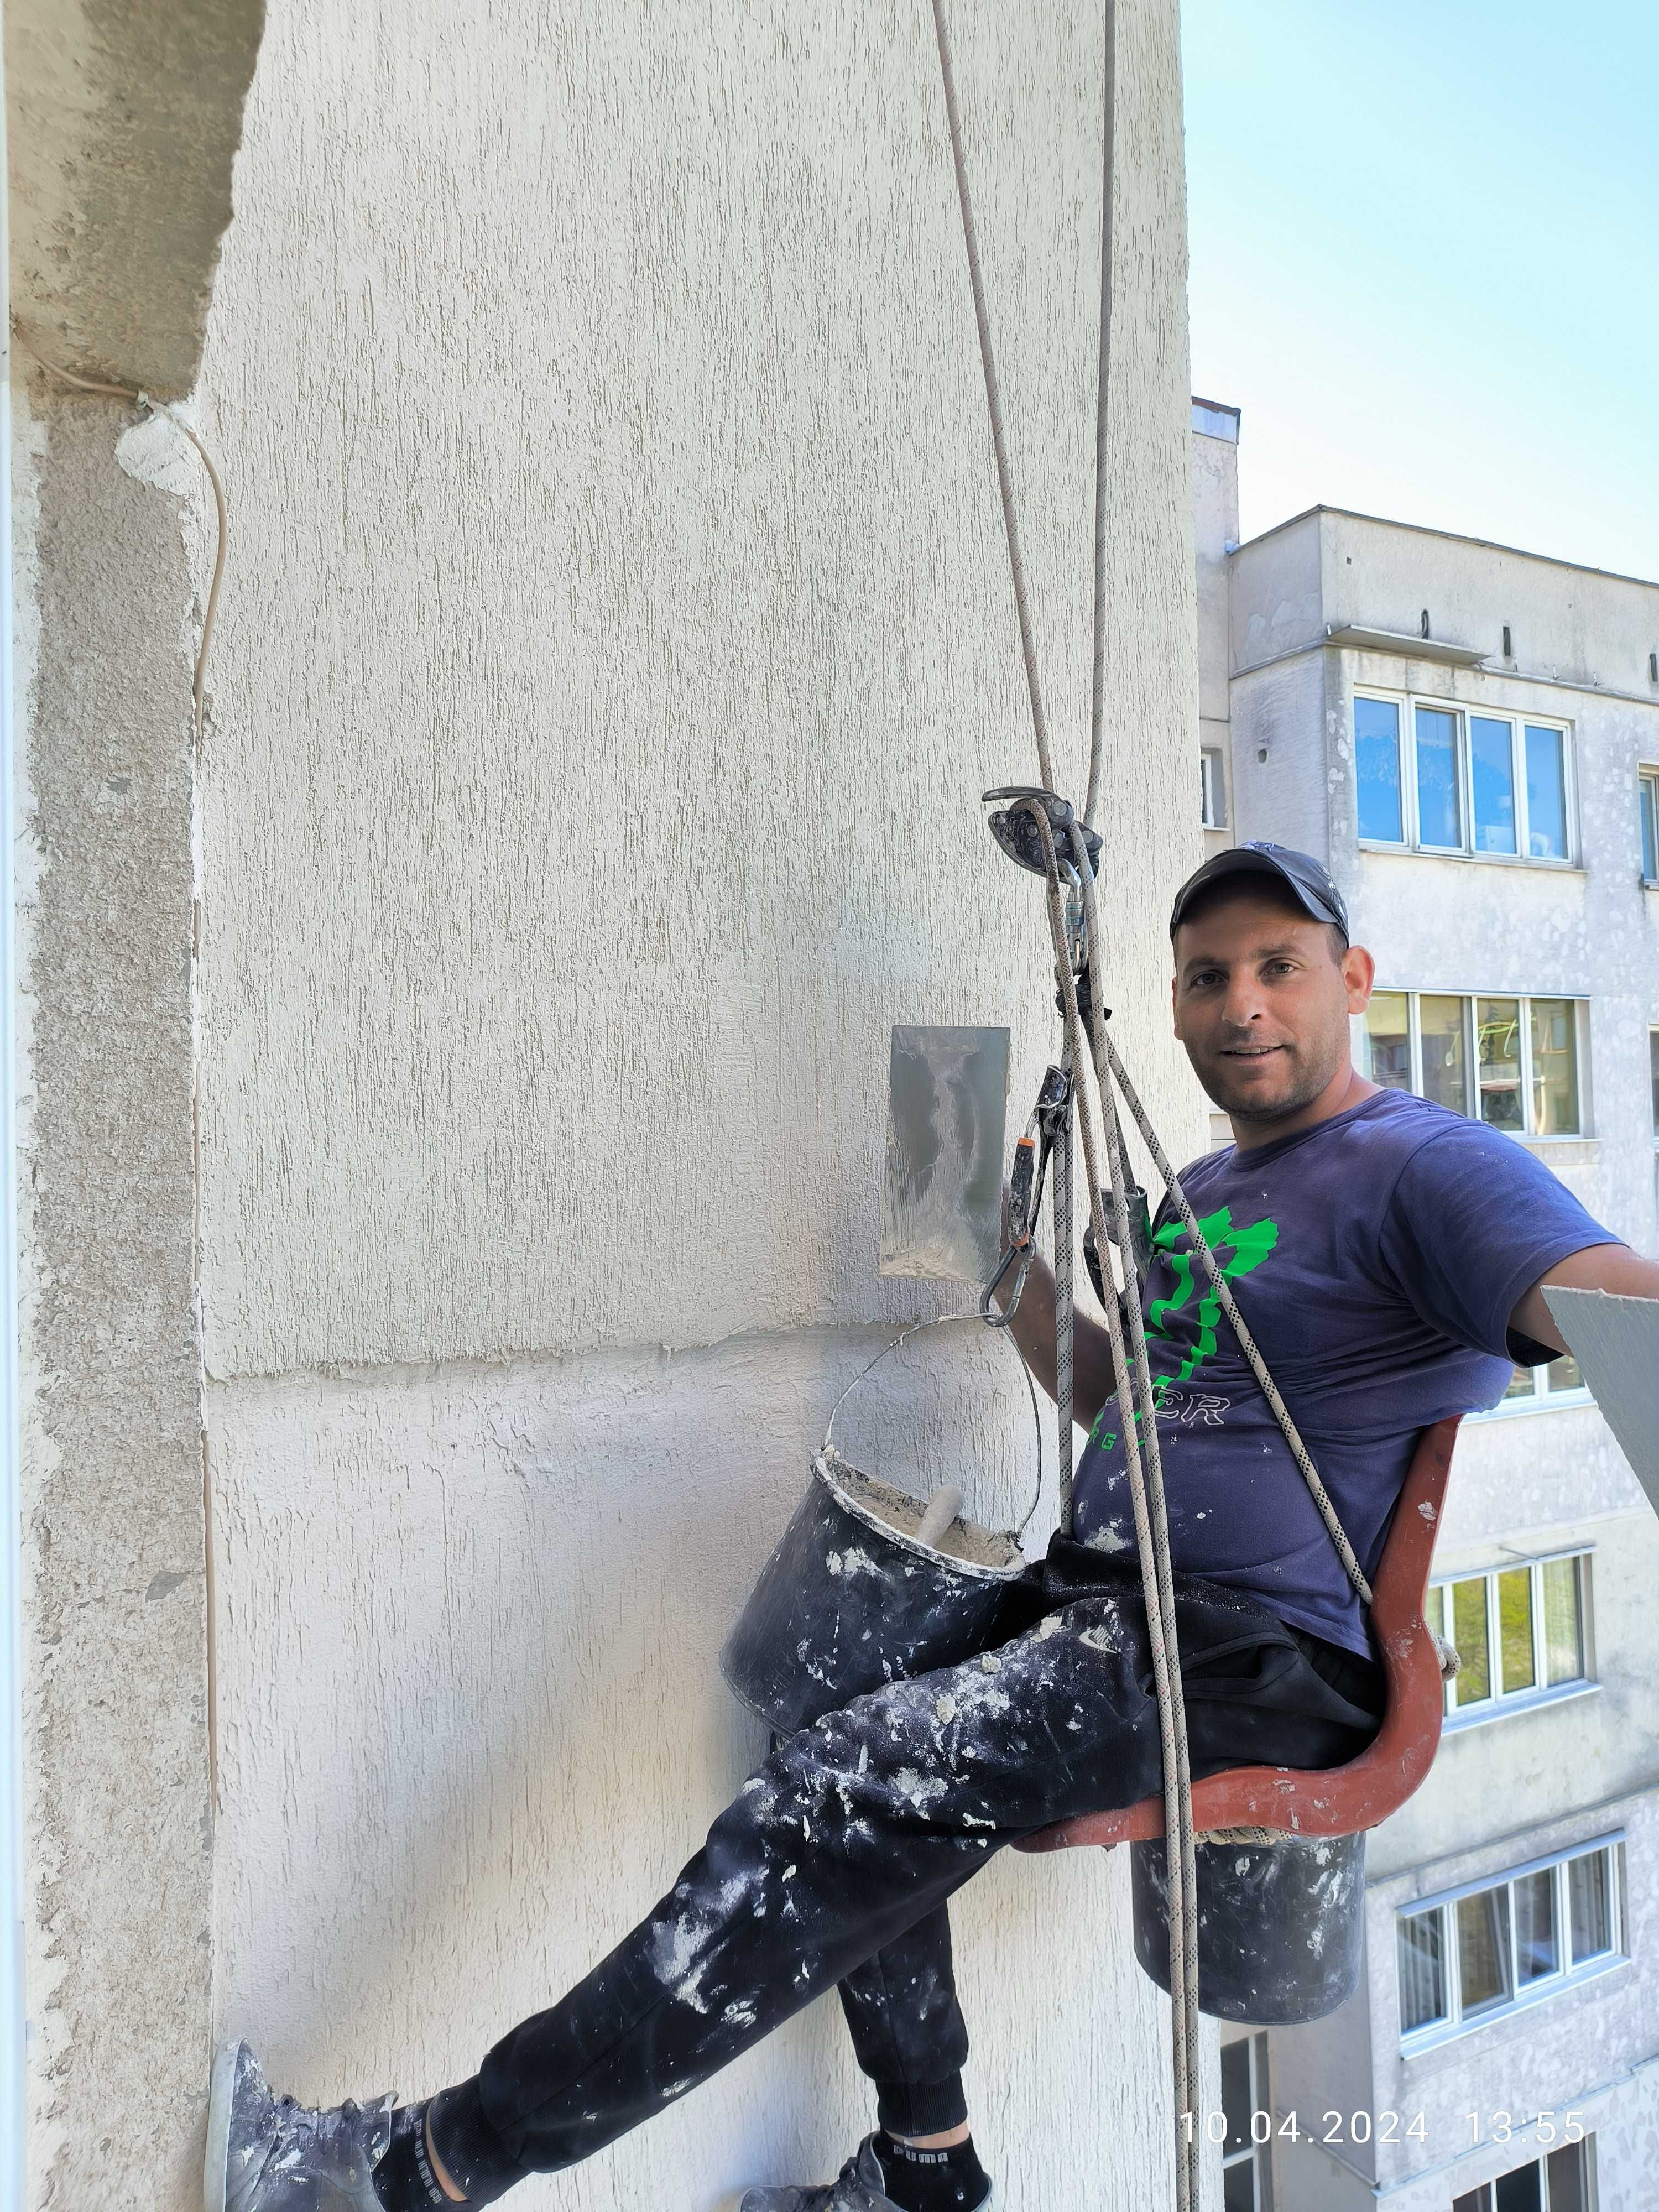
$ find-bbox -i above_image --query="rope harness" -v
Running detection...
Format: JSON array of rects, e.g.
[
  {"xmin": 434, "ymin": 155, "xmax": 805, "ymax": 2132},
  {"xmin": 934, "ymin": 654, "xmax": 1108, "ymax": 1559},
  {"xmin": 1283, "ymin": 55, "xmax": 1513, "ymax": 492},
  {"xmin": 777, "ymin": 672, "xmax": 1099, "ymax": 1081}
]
[{"xmin": 924, "ymin": 8, "xmax": 1451, "ymax": 2198}]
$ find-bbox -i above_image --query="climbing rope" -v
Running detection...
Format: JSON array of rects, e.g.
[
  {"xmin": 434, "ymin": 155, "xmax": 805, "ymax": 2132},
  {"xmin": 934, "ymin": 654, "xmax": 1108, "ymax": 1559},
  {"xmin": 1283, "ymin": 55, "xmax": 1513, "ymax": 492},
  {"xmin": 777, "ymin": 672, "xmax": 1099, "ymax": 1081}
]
[
  {"xmin": 928, "ymin": 0, "xmax": 1055, "ymax": 798},
  {"xmin": 921, "ymin": 11, "xmax": 1416, "ymax": 2200},
  {"xmin": 1083, "ymin": 2, "xmax": 1115, "ymax": 835},
  {"xmin": 925, "ymin": 8, "xmax": 1202, "ymax": 2193},
  {"xmin": 1019, "ymin": 802, "xmax": 1202, "ymax": 2205}
]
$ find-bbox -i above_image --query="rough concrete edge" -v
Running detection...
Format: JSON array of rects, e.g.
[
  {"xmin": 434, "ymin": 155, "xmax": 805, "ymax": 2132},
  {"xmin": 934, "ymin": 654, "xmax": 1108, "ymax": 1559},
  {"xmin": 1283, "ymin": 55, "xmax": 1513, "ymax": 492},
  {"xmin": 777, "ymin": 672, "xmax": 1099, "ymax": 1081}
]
[{"xmin": 9, "ymin": 350, "xmax": 70, "ymax": 2202}]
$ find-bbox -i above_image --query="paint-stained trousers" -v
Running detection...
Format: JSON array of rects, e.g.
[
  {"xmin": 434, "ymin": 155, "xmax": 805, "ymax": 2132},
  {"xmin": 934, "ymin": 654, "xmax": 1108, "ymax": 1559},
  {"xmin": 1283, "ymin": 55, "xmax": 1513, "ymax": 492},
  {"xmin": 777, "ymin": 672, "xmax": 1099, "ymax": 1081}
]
[{"xmin": 427, "ymin": 1538, "xmax": 1384, "ymax": 2201}]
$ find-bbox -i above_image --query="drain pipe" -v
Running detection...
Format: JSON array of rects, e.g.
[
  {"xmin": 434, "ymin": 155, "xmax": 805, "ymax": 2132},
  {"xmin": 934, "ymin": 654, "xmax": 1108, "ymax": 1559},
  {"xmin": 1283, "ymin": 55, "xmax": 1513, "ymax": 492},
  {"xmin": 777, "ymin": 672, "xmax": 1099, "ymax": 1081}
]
[{"xmin": 0, "ymin": 15, "xmax": 25, "ymax": 2208}]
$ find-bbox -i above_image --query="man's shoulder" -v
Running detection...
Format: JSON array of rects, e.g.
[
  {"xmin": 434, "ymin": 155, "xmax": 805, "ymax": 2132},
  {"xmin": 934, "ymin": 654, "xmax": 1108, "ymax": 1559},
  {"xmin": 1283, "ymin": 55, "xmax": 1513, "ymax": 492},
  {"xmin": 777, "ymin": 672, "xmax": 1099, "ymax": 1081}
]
[{"xmin": 1177, "ymin": 1089, "xmax": 1469, "ymax": 1188}]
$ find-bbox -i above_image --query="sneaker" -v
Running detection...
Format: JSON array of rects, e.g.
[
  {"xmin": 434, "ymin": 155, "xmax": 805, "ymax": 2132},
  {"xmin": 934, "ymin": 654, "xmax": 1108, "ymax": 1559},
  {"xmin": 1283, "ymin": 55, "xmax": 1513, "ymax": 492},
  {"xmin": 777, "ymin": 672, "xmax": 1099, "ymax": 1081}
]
[
  {"xmin": 739, "ymin": 2137, "xmax": 994, "ymax": 2212},
  {"xmin": 205, "ymin": 2041, "xmax": 395, "ymax": 2211}
]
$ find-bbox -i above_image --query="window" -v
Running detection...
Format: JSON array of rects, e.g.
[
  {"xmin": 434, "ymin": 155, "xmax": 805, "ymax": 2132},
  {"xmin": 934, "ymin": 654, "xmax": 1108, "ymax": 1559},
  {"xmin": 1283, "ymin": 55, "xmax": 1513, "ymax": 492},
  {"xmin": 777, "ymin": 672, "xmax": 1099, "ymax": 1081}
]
[
  {"xmin": 1651, "ymin": 1029, "xmax": 1658, "ymax": 1144},
  {"xmin": 1201, "ymin": 748, "xmax": 1228, "ymax": 830},
  {"xmin": 1416, "ymin": 705, "xmax": 1463, "ymax": 847},
  {"xmin": 1496, "ymin": 1352, "xmax": 1590, "ymax": 1412},
  {"xmin": 1428, "ymin": 1551, "xmax": 1590, "ymax": 1720},
  {"xmin": 1640, "ymin": 769, "xmax": 1658, "ymax": 883},
  {"xmin": 1452, "ymin": 2136, "xmax": 1595, "ymax": 2211},
  {"xmin": 1360, "ymin": 991, "xmax": 1583, "ymax": 1136},
  {"xmin": 1219, "ymin": 2033, "xmax": 1274, "ymax": 2209},
  {"xmin": 1356, "ymin": 696, "xmax": 1403, "ymax": 841},
  {"xmin": 1353, "ymin": 692, "xmax": 1574, "ymax": 862},
  {"xmin": 1397, "ymin": 1838, "xmax": 1625, "ymax": 2048}
]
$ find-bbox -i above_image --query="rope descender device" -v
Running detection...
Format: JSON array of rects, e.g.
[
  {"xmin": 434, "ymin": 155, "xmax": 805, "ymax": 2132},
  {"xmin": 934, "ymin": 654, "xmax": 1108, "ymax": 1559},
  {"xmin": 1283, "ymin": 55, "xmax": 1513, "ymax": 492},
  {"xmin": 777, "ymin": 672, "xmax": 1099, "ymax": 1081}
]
[
  {"xmin": 982, "ymin": 785, "xmax": 1101, "ymax": 883},
  {"xmin": 981, "ymin": 1062, "xmax": 1071, "ymax": 1328}
]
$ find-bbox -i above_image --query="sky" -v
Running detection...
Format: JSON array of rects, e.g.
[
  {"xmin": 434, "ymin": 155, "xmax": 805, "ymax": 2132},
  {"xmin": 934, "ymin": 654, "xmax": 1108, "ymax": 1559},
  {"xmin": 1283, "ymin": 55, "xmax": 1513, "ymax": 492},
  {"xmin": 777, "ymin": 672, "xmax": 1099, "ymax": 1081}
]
[{"xmin": 1181, "ymin": 0, "xmax": 1659, "ymax": 580}]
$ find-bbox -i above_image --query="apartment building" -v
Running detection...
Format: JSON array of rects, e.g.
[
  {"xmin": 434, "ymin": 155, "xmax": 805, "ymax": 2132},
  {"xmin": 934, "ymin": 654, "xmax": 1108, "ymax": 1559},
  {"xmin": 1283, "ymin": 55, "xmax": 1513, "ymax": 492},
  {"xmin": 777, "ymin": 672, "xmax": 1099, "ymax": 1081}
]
[{"xmin": 1191, "ymin": 400, "xmax": 1659, "ymax": 2212}]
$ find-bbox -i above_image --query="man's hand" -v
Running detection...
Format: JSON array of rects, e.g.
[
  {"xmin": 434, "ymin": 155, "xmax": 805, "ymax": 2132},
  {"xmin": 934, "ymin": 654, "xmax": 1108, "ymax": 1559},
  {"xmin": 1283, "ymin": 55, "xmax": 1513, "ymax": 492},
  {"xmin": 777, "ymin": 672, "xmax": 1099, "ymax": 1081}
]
[
  {"xmin": 989, "ymin": 1186, "xmax": 1119, "ymax": 1439},
  {"xmin": 1510, "ymin": 1243, "xmax": 1659, "ymax": 1355}
]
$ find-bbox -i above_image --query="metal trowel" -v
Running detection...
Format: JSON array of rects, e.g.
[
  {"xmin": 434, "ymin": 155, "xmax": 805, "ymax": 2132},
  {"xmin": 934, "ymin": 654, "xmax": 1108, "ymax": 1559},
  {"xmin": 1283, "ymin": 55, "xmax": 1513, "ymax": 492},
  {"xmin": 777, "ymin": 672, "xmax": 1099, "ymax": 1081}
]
[
  {"xmin": 1542, "ymin": 1288, "xmax": 1659, "ymax": 1516},
  {"xmin": 879, "ymin": 1025, "xmax": 1010, "ymax": 1282}
]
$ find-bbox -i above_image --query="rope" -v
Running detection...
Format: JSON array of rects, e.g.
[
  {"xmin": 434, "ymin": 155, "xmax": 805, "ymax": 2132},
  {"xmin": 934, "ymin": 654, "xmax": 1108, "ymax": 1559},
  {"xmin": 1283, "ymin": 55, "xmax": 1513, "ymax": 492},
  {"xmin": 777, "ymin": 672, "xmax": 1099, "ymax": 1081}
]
[
  {"xmin": 928, "ymin": 0, "xmax": 1055, "ymax": 796},
  {"xmin": 1083, "ymin": 1, "xmax": 1115, "ymax": 833},
  {"xmin": 925, "ymin": 12, "xmax": 1197, "ymax": 2191},
  {"xmin": 1016, "ymin": 804, "xmax": 1199, "ymax": 2206},
  {"xmin": 1053, "ymin": 1050, "xmax": 1076, "ymax": 1534},
  {"xmin": 928, "ymin": 14, "xmax": 1380, "ymax": 2195},
  {"xmin": 1053, "ymin": 820, "xmax": 1202, "ymax": 2193}
]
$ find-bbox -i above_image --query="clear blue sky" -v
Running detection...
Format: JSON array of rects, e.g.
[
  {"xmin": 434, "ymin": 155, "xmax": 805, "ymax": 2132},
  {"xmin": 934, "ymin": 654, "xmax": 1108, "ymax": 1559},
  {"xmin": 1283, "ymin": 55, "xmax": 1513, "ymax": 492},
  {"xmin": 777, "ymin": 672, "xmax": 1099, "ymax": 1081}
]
[{"xmin": 1182, "ymin": 0, "xmax": 1659, "ymax": 580}]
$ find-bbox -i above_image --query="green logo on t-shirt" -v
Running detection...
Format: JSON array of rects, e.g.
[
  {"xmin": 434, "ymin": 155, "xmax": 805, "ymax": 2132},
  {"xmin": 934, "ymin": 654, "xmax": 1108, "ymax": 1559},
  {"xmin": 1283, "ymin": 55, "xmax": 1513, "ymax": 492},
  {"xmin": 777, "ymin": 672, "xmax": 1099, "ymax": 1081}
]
[{"xmin": 1088, "ymin": 1204, "xmax": 1279, "ymax": 1446}]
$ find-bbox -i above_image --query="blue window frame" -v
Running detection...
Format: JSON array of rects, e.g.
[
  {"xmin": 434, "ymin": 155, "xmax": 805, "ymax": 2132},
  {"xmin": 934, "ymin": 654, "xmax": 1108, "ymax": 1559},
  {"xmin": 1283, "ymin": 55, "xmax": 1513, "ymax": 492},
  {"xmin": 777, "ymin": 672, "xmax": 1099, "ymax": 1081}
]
[
  {"xmin": 1415, "ymin": 706, "xmax": 1463, "ymax": 848},
  {"xmin": 1354, "ymin": 693, "xmax": 1574, "ymax": 863},
  {"xmin": 1355, "ymin": 696, "xmax": 1404, "ymax": 841},
  {"xmin": 1470, "ymin": 717, "xmax": 1517, "ymax": 852},
  {"xmin": 1525, "ymin": 725, "xmax": 1569, "ymax": 858}
]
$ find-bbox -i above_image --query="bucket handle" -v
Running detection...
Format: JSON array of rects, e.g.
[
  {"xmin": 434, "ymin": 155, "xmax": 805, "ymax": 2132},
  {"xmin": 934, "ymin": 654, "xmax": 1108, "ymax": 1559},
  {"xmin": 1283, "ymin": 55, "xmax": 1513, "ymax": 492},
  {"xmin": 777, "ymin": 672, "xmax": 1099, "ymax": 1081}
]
[{"xmin": 822, "ymin": 1312, "xmax": 1046, "ymax": 1541}]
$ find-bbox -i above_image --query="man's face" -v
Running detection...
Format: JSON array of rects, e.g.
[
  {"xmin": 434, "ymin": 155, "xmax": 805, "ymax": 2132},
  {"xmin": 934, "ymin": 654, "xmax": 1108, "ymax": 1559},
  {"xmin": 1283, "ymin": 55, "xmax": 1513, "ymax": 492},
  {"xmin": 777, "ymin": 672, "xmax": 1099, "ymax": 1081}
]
[{"xmin": 1171, "ymin": 886, "xmax": 1375, "ymax": 1123}]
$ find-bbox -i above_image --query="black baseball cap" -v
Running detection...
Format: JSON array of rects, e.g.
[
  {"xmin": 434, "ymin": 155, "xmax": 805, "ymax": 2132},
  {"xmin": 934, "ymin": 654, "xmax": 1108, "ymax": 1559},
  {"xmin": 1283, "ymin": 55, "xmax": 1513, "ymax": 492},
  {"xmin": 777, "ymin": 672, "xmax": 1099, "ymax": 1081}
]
[{"xmin": 1168, "ymin": 841, "xmax": 1350, "ymax": 941}]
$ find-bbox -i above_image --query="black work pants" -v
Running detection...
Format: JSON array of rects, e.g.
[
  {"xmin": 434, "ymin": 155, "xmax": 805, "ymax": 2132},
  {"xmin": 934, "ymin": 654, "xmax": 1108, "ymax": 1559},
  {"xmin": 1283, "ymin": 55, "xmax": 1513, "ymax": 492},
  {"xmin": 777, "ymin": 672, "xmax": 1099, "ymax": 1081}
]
[{"xmin": 429, "ymin": 1539, "xmax": 1383, "ymax": 2201}]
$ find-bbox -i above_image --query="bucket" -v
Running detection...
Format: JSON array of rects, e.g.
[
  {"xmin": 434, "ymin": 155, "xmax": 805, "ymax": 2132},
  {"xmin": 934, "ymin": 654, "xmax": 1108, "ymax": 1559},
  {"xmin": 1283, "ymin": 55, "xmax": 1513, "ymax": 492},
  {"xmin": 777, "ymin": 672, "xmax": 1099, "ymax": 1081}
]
[
  {"xmin": 1130, "ymin": 1828, "xmax": 1366, "ymax": 2025},
  {"xmin": 719, "ymin": 1319, "xmax": 1037, "ymax": 1735}
]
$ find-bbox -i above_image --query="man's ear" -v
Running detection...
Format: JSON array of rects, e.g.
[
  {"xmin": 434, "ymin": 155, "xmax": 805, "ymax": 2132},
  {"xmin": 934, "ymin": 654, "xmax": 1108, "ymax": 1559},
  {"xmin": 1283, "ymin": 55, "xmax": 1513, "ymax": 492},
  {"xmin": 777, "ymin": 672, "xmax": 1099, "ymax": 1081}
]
[{"xmin": 1342, "ymin": 943, "xmax": 1376, "ymax": 1014}]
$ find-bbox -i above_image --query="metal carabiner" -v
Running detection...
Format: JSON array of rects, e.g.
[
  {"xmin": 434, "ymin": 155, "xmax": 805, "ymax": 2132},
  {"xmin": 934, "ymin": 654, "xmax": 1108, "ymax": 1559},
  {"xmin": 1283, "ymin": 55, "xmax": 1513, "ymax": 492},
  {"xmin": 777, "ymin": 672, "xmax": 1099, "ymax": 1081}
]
[{"xmin": 982, "ymin": 1067, "xmax": 1071, "ymax": 1328}]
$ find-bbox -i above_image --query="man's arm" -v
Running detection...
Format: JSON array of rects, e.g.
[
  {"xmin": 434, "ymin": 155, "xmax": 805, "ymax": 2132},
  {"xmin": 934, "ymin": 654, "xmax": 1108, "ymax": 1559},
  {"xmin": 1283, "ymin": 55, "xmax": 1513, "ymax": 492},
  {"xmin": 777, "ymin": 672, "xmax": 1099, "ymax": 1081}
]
[
  {"xmin": 1509, "ymin": 1243, "xmax": 1659, "ymax": 1355},
  {"xmin": 989, "ymin": 1240, "xmax": 1122, "ymax": 1437}
]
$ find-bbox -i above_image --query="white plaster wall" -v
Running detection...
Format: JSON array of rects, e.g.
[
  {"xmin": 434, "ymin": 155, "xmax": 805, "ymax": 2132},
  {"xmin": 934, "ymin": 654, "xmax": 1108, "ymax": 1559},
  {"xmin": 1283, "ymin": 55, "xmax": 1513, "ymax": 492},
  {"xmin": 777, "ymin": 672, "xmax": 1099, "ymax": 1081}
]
[
  {"xmin": 1322, "ymin": 513, "xmax": 1659, "ymax": 699},
  {"xmin": 1227, "ymin": 510, "xmax": 1322, "ymax": 675},
  {"xmin": 185, "ymin": 1, "xmax": 1211, "ymax": 2205},
  {"xmin": 1190, "ymin": 426, "xmax": 1235, "ymax": 726},
  {"xmin": 189, "ymin": 0, "xmax": 1201, "ymax": 1383},
  {"xmin": 208, "ymin": 1335, "xmax": 1187, "ymax": 2208},
  {"xmin": 1225, "ymin": 652, "xmax": 1332, "ymax": 863}
]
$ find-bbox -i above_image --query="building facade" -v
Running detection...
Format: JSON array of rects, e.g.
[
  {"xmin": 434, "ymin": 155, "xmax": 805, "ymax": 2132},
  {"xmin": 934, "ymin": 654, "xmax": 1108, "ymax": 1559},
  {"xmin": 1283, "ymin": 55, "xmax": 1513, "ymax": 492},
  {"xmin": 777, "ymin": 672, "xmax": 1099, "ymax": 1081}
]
[
  {"xmin": 4, "ymin": 7, "xmax": 1217, "ymax": 2208},
  {"xmin": 1192, "ymin": 403, "xmax": 1659, "ymax": 2211}
]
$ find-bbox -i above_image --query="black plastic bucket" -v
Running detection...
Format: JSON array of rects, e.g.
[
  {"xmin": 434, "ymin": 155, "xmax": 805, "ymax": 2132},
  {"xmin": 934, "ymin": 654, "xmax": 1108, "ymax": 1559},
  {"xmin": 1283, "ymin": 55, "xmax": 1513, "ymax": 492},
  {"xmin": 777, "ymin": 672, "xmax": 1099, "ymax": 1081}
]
[
  {"xmin": 720, "ymin": 1446, "xmax": 1027, "ymax": 1734},
  {"xmin": 1130, "ymin": 1828, "xmax": 1366, "ymax": 2025}
]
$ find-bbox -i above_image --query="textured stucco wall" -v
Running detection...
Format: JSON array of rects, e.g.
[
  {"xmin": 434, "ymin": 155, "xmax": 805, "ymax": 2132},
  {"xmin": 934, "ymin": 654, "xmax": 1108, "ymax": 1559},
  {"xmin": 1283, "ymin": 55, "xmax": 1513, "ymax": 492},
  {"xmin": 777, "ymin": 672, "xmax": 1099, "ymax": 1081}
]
[
  {"xmin": 190, "ymin": 0, "xmax": 1201, "ymax": 1385},
  {"xmin": 208, "ymin": 1334, "xmax": 1186, "ymax": 2208},
  {"xmin": 183, "ymin": 1, "xmax": 1210, "ymax": 2207},
  {"xmin": 11, "ymin": 385, "xmax": 210, "ymax": 2207}
]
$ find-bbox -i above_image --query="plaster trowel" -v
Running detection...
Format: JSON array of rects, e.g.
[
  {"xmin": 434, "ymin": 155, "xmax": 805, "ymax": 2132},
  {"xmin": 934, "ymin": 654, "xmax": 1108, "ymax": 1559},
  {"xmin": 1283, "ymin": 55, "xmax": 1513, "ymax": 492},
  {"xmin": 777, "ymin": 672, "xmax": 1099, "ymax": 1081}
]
[
  {"xmin": 1542, "ymin": 1287, "xmax": 1659, "ymax": 1519},
  {"xmin": 878, "ymin": 1025, "xmax": 1011, "ymax": 1283}
]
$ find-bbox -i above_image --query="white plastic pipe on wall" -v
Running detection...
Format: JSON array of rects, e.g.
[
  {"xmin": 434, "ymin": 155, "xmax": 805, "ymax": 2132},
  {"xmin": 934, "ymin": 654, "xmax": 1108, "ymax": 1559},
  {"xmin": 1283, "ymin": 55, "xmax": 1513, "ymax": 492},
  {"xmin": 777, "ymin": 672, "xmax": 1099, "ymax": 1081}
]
[{"xmin": 0, "ymin": 15, "xmax": 25, "ymax": 2208}]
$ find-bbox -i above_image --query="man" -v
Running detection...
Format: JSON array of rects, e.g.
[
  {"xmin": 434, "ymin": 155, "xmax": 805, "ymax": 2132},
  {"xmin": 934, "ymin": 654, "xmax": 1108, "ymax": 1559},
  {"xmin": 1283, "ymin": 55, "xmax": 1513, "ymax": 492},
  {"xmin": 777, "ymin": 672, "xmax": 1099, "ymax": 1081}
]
[{"xmin": 210, "ymin": 843, "xmax": 1659, "ymax": 2212}]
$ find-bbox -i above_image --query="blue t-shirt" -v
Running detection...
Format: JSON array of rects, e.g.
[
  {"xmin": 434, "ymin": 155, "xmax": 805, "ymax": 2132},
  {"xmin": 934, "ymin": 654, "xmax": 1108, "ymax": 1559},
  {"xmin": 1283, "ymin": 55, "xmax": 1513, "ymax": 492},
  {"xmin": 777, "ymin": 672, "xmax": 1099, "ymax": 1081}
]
[{"xmin": 1073, "ymin": 1089, "xmax": 1615, "ymax": 1659}]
